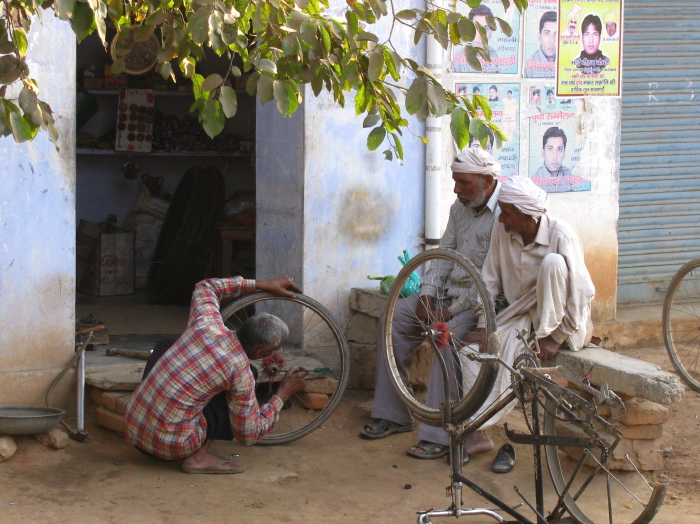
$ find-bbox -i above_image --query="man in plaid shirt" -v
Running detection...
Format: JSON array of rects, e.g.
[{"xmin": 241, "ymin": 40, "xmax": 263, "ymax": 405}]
[{"xmin": 124, "ymin": 276, "xmax": 306, "ymax": 474}]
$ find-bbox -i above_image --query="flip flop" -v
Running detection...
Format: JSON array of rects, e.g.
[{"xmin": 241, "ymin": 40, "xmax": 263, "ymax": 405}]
[
  {"xmin": 360, "ymin": 419, "xmax": 415, "ymax": 439},
  {"xmin": 406, "ymin": 440, "xmax": 450, "ymax": 460},
  {"xmin": 181, "ymin": 454, "xmax": 246, "ymax": 475},
  {"xmin": 491, "ymin": 443, "xmax": 516, "ymax": 474}
]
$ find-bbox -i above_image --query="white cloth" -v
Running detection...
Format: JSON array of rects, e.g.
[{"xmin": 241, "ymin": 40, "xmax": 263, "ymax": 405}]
[
  {"xmin": 498, "ymin": 176, "xmax": 548, "ymax": 217},
  {"xmin": 451, "ymin": 147, "xmax": 501, "ymax": 177}
]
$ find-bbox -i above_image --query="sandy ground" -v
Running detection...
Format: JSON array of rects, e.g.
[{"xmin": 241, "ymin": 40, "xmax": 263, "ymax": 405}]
[{"xmin": 2, "ymin": 345, "xmax": 699, "ymax": 524}]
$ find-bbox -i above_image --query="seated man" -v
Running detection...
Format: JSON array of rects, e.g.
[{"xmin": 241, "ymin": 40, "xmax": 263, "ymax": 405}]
[
  {"xmin": 124, "ymin": 276, "xmax": 307, "ymax": 474},
  {"xmin": 360, "ymin": 147, "xmax": 501, "ymax": 461},
  {"xmin": 464, "ymin": 176, "xmax": 595, "ymax": 456}
]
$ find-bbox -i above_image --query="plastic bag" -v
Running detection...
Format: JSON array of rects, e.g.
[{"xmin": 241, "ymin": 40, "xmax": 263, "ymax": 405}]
[
  {"xmin": 367, "ymin": 275, "xmax": 395, "ymax": 295},
  {"xmin": 367, "ymin": 250, "xmax": 421, "ymax": 298}
]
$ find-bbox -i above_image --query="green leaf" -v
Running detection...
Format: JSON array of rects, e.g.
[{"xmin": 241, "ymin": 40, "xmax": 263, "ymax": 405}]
[
  {"xmin": 405, "ymin": 76, "xmax": 428, "ymax": 115},
  {"xmin": 135, "ymin": 23, "xmax": 157, "ymax": 43},
  {"xmin": 426, "ymin": 82, "xmax": 448, "ymax": 117},
  {"xmin": 6, "ymin": 102, "xmax": 36, "ymax": 142},
  {"xmin": 18, "ymin": 87, "xmax": 37, "ymax": 114},
  {"xmin": 446, "ymin": 11, "xmax": 461, "ymax": 24},
  {"xmin": 71, "ymin": 2, "xmax": 96, "ymax": 41},
  {"xmin": 356, "ymin": 32, "xmax": 379, "ymax": 43},
  {"xmin": 354, "ymin": 83, "xmax": 369, "ymax": 114},
  {"xmin": 393, "ymin": 132, "xmax": 404, "ymax": 160},
  {"xmin": 257, "ymin": 74, "xmax": 274, "ymax": 103},
  {"xmin": 273, "ymin": 80, "xmax": 298, "ymax": 116},
  {"xmin": 363, "ymin": 113, "xmax": 380, "ymax": 128},
  {"xmin": 158, "ymin": 62, "xmax": 175, "ymax": 81},
  {"xmin": 0, "ymin": 55, "xmax": 19, "ymax": 77},
  {"xmin": 189, "ymin": 7, "xmax": 213, "ymax": 44},
  {"xmin": 257, "ymin": 59, "xmax": 277, "ymax": 74},
  {"xmin": 300, "ymin": 19, "xmax": 316, "ymax": 46},
  {"xmin": 474, "ymin": 94, "xmax": 492, "ymax": 120},
  {"xmin": 368, "ymin": 48, "xmax": 384, "ymax": 82},
  {"xmin": 466, "ymin": 0, "xmax": 481, "ymax": 7},
  {"xmin": 219, "ymin": 85, "xmax": 238, "ymax": 117},
  {"xmin": 0, "ymin": 40, "xmax": 15, "ymax": 54},
  {"xmin": 246, "ymin": 71, "xmax": 260, "ymax": 96},
  {"xmin": 464, "ymin": 46, "xmax": 482, "ymax": 72},
  {"xmin": 201, "ymin": 73, "xmax": 224, "ymax": 92},
  {"xmin": 0, "ymin": 67, "xmax": 21, "ymax": 85},
  {"xmin": 450, "ymin": 107, "xmax": 470, "ymax": 150},
  {"xmin": 311, "ymin": 74, "xmax": 323, "ymax": 96},
  {"xmin": 282, "ymin": 34, "xmax": 299, "ymax": 56},
  {"xmin": 55, "ymin": 0, "xmax": 75, "ymax": 21},
  {"xmin": 146, "ymin": 10, "xmax": 168, "ymax": 25},
  {"xmin": 496, "ymin": 17, "xmax": 512, "ymax": 38},
  {"xmin": 12, "ymin": 30, "xmax": 28, "ymax": 57},
  {"xmin": 200, "ymin": 99, "xmax": 225, "ymax": 138},
  {"xmin": 367, "ymin": 126, "xmax": 386, "ymax": 151},
  {"xmin": 395, "ymin": 9, "xmax": 416, "ymax": 20},
  {"xmin": 181, "ymin": 57, "xmax": 196, "ymax": 78}
]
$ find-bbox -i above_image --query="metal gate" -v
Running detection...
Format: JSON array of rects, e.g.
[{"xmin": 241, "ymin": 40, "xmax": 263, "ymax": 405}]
[{"xmin": 618, "ymin": 0, "xmax": 700, "ymax": 304}]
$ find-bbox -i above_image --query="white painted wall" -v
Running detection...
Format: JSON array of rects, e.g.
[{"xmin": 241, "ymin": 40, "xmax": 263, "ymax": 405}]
[{"xmin": 0, "ymin": 15, "xmax": 76, "ymax": 406}]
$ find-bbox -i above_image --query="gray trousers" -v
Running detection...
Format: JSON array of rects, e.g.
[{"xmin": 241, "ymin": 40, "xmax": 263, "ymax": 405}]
[{"xmin": 371, "ymin": 294, "xmax": 476, "ymax": 446}]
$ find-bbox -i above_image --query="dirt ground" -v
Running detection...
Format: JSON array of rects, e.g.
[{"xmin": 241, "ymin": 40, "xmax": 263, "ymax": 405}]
[{"xmin": 2, "ymin": 345, "xmax": 699, "ymax": 524}]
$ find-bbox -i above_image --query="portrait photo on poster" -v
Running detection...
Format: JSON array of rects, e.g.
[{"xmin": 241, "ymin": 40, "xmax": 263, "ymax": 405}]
[
  {"xmin": 556, "ymin": 0, "xmax": 622, "ymax": 97},
  {"xmin": 456, "ymin": 83, "xmax": 521, "ymax": 179},
  {"xmin": 523, "ymin": 4, "xmax": 558, "ymax": 78},
  {"xmin": 528, "ymin": 90, "xmax": 589, "ymax": 193},
  {"xmin": 452, "ymin": 0, "xmax": 521, "ymax": 74}
]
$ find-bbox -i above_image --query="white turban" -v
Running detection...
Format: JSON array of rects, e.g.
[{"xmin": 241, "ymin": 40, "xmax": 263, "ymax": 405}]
[
  {"xmin": 451, "ymin": 147, "xmax": 501, "ymax": 177},
  {"xmin": 498, "ymin": 176, "xmax": 548, "ymax": 217}
]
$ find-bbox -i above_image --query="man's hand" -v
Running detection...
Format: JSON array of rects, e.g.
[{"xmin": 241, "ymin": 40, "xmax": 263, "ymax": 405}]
[
  {"xmin": 464, "ymin": 327, "xmax": 487, "ymax": 350},
  {"xmin": 416, "ymin": 295, "xmax": 452, "ymax": 323},
  {"xmin": 256, "ymin": 277, "xmax": 302, "ymax": 298},
  {"xmin": 276, "ymin": 366, "xmax": 308, "ymax": 401},
  {"xmin": 534, "ymin": 335, "xmax": 561, "ymax": 361}
]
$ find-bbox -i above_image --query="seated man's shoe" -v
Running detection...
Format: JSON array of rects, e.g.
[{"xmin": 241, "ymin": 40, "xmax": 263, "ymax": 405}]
[
  {"xmin": 491, "ymin": 443, "xmax": 516, "ymax": 473},
  {"xmin": 360, "ymin": 419, "xmax": 415, "ymax": 439}
]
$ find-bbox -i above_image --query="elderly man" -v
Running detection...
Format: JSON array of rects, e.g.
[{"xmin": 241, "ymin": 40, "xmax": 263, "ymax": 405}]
[
  {"xmin": 124, "ymin": 276, "xmax": 307, "ymax": 474},
  {"xmin": 464, "ymin": 176, "xmax": 595, "ymax": 462},
  {"xmin": 360, "ymin": 147, "xmax": 502, "ymax": 461}
]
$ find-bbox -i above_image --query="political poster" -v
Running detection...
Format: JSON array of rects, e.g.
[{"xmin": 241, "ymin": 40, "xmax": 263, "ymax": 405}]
[
  {"xmin": 453, "ymin": 0, "xmax": 521, "ymax": 75},
  {"xmin": 523, "ymin": 1, "xmax": 559, "ymax": 79},
  {"xmin": 556, "ymin": 0, "xmax": 623, "ymax": 96},
  {"xmin": 528, "ymin": 88, "xmax": 589, "ymax": 193},
  {"xmin": 456, "ymin": 83, "xmax": 521, "ymax": 179}
]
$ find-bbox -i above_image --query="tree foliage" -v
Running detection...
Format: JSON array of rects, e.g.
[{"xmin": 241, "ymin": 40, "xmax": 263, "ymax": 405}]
[{"xmin": 0, "ymin": 0, "xmax": 527, "ymax": 158}]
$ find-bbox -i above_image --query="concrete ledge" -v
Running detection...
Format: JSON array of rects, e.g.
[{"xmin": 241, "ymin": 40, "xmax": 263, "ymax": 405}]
[
  {"xmin": 350, "ymin": 288, "xmax": 387, "ymax": 319},
  {"xmin": 554, "ymin": 347, "xmax": 684, "ymax": 405}
]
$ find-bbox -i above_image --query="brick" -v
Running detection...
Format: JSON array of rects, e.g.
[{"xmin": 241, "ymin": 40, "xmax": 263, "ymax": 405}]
[
  {"xmin": 349, "ymin": 342, "xmax": 377, "ymax": 390},
  {"xmin": 293, "ymin": 392, "xmax": 330, "ymax": 410},
  {"xmin": 632, "ymin": 438, "xmax": 664, "ymax": 471},
  {"xmin": 0, "ymin": 435, "xmax": 17, "ymax": 462},
  {"xmin": 556, "ymin": 421, "xmax": 637, "ymax": 471},
  {"xmin": 95, "ymin": 406, "xmax": 125, "ymax": 433},
  {"xmin": 34, "ymin": 428, "xmax": 69, "ymax": 449},
  {"xmin": 346, "ymin": 312, "xmax": 379, "ymax": 345},
  {"xmin": 350, "ymin": 288, "xmax": 388, "ymax": 319},
  {"xmin": 115, "ymin": 393, "xmax": 131, "ymax": 415},
  {"xmin": 619, "ymin": 423, "xmax": 663, "ymax": 440},
  {"xmin": 101, "ymin": 391, "xmax": 132, "ymax": 414},
  {"xmin": 90, "ymin": 386, "xmax": 104, "ymax": 405},
  {"xmin": 303, "ymin": 378, "xmax": 339, "ymax": 395},
  {"xmin": 620, "ymin": 398, "xmax": 669, "ymax": 426}
]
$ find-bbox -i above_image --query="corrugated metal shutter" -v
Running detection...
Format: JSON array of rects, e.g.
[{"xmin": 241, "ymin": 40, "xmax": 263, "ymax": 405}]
[{"xmin": 618, "ymin": 0, "xmax": 700, "ymax": 304}]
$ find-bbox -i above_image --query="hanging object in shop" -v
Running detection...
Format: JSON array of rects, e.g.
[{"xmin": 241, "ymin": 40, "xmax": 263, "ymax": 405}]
[
  {"xmin": 115, "ymin": 89, "xmax": 155, "ymax": 153},
  {"xmin": 110, "ymin": 27, "xmax": 159, "ymax": 76}
]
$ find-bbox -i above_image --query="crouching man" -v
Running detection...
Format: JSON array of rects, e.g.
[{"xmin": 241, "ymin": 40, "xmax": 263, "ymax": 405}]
[{"xmin": 124, "ymin": 276, "xmax": 306, "ymax": 474}]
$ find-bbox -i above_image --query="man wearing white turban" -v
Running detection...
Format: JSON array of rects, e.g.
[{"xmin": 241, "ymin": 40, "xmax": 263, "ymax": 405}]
[
  {"xmin": 361, "ymin": 147, "xmax": 503, "ymax": 462},
  {"xmin": 464, "ymin": 176, "xmax": 595, "ymax": 466}
]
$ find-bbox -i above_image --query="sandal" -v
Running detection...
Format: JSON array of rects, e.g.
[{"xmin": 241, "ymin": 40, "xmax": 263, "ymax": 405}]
[
  {"xmin": 360, "ymin": 419, "xmax": 415, "ymax": 439},
  {"xmin": 181, "ymin": 454, "xmax": 246, "ymax": 475},
  {"xmin": 406, "ymin": 440, "xmax": 450, "ymax": 460}
]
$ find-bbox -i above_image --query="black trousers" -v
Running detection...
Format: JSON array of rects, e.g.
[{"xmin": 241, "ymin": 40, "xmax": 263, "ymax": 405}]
[{"xmin": 136, "ymin": 337, "xmax": 257, "ymax": 458}]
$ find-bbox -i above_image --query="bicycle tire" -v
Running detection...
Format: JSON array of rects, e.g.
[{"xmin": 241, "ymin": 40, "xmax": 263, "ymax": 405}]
[
  {"xmin": 662, "ymin": 258, "xmax": 700, "ymax": 393},
  {"xmin": 382, "ymin": 248, "xmax": 498, "ymax": 426},
  {"xmin": 221, "ymin": 291, "xmax": 350, "ymax": 445}
]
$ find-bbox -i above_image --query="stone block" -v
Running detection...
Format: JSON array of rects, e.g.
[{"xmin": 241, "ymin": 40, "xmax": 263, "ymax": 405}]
[
  {"xmin": 303, "ymin": 378, "xmax": 338, "ymax": 395},
  {"xmin": 619, "ymin": 423, "xmax": 663, "ymax": 440},
  {"xmin": 34, "ymin": 428, "xmax": 69, "ymax": 449},
  {"xmin": 100, "ymin": 391, "xmax": 132, "ymax": 415},
  {"xmin": 95, "ymin": 406, "xmax": 125, "ymax": 433},
  {"xmin": 293, "ymin": 392, "xmax": 330, "ymax": 410},
  {"xmin": 86, "ymin": 368, "xmax": 143, "ymax": 391},
  {"xmin": 349, "ymin": 342, "xmax": 377, "ymax": 390},
  {"xmin": 620, "ymin": 398, "xmax": 669, "ymax": 426},
  {"xmin": 350, "ymin": 288, "xmax": 387, "ymax": 319},
  {"xmin": 554, "ymin": 347, "xmax": 684, "ymax": 404},
  {"xmin": 0, "ymin": 435, "xmax": 17, "ymax": 462},
  {"xmin": 632, "ymin": 438, "xmax": 664, "ymax": 471},
  {"xmin": 346, "ymin": 312, "xmax": 379, "ymax": 345}
]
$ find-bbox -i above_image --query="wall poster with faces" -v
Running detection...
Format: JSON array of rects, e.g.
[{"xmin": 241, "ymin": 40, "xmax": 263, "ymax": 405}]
[
  {"xmin": 455, "ymin": 83, "xmax": 521, "ymax": 180},
  {"xmin": 452, "ymin": 0, "xmax": 521, "ymax": 74},
  {"xmin": 523, "ymin": 1, "xmax": 559, "ymax": 79},
  {"xmin": 528, "ymin": 88, "xmax": 590, "ymax": 193},
  {"xmin": 556, "ymin": 0, "xmax": 623, "ymax": 96}
]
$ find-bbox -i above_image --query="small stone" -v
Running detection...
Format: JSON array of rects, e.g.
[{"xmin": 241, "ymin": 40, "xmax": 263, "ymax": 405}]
[
  {"xmin": 404, "ymin": 484, "xmax": 412, "ymax": 489},
  {"xmin": 661, "ymin": 446, "xmax": 673, "ymax": 458},
  {"xmin": 0, "ymin": 436, "xmax": 17, "ymax": 462},
  {"xmin": 392, "ymin": 465, "xmax": 398, "ymax": 468},
  {"xmin": 34, "ymin": 428, "xmax": 69, "ymax": 449},
  {"xmin": 658, "ymin": 474, "xmax": 670, "ymax": 482}
]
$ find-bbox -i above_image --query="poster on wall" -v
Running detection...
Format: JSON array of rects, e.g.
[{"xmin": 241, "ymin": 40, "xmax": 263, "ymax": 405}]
[
  {"xmin": 456, "ymin": 83, "xmax": 521, "ymax": 179},
  {"xmin": 528, "ymin": 88, "xmax": 589, "ymax": 193},
  {"xmin": 453, "ymin": 0, "xmax": 521, "ymax": 74},
  {"xmin": 523, "ymin": 2, "xmax": 558, "ymax": 78},
  {"xmin": 556, "ymin": 0, "xmax": 623, "ymax": 96}
]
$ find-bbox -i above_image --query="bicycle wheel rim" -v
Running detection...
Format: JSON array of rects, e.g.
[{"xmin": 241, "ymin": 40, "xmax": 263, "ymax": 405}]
[
  {"xmin": 382, "ymin": 248, "xmax": 498, "ymax": 426},
  {"xmin": 221, "ymin": 291, "xmax": 349, "ymax": 445},
  {"xmin": 663, "ymin": 259, "xmax": 700, "ymax": 393}
]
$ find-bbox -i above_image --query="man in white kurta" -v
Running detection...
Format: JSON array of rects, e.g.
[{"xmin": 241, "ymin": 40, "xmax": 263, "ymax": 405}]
[{"xmin": 465, "ymin": 176, "xmax": 595, "ymax": 456}]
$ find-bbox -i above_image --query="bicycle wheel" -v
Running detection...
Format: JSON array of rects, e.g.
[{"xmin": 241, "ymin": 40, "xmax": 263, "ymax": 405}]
[
  {"xmin": 543, "ymin": 394, "xmax": 666, "ymax": 524},
  {"xmin": 382, "ymin": 248, "xmax": 499, "ymax": 426},
  {"xmin": 221, "ymin": 291, "xmax": 349, "ymax": 445},
  {"xmin": 663, "ymin": 258, "xmax": 700, "ymax": 393}
]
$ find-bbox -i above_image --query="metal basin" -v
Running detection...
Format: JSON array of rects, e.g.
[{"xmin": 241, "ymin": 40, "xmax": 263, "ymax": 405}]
[{"xmin": 0, "ymin": 405, "xmax": 65, "ymax": 435}]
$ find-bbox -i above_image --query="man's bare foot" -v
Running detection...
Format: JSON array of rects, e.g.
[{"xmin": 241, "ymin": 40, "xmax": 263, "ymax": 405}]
[
  {"xmin": 181, "ymin": 441, "xmax": 244, "ymax": 473},
  {"xmin": 463, "ymin": 430, "xmax": 495, "ymax": 456}
]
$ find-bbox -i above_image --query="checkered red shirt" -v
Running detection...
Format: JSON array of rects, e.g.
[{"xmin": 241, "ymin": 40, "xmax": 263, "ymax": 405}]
[{"xmin": 124, "ymin": 277, "xmax": 284, "ymax": 460}]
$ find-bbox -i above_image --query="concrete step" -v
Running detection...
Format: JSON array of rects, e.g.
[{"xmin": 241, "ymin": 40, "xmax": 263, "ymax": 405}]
[{"xmin": 594, "ymin": 303, "xmax": 665, "ymax": 350}]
